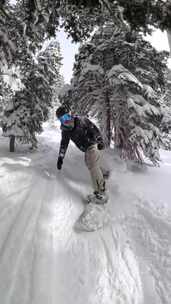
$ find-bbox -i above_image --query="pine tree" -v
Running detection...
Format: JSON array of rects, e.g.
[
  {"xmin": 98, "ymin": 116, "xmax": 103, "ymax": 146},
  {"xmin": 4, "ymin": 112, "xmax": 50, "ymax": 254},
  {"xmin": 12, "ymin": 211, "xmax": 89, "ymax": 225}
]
[
  {"xmin": 44, "ymin": 40, "xmax": 64, "ymax": 126},
  {"xmin": 65, "ymin": 24, "xmax": 168, "ymax": 164},
  {"xmin": 48, "ymin": 74, "xmax": 64, "ymax": 127},
  {"xmin": 0, "ymin": 75, "xmax": 13, "ymax": 128},
  {"xmin": 2, "ymin": 40, "xmax": 62, "ymax": 151}
]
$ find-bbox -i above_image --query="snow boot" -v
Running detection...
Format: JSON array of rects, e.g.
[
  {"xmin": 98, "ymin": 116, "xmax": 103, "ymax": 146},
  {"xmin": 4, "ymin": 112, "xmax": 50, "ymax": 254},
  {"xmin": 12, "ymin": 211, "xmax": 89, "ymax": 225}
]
[{"xmin": 86, "ymin": 191, "xmax": 108, "ymax": 204}]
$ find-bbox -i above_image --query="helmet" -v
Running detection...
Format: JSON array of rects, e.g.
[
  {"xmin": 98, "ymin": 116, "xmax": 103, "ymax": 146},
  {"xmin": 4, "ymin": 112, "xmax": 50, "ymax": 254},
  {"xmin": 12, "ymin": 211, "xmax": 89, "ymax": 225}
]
[{"xmin": 56, "ymin": 106, "xmax": 68, "ymax": 119}]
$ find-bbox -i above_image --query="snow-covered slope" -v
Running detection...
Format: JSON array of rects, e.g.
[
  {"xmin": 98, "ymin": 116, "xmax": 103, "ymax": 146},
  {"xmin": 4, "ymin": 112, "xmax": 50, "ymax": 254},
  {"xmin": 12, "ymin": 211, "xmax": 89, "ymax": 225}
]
[{"xmin": 0, "ymin": 125, "xmax": 171, "ymax": 304}]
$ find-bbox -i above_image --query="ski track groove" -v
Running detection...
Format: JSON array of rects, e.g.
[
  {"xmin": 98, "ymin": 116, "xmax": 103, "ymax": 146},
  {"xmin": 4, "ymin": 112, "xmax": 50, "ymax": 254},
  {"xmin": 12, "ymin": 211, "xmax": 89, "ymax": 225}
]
[
  {"xmin": 120, "ymin": 247, "xmax": 139, "ymax": 304},
  {"xmin": 25, "ymin": 180, "xmax": 54, "ymax": 304},
  {"xmin": 0, "ymin": 184, "xmax": 36, "ymax": 222},
  {"xmin": 4, "ymin": 177, "xmax": 64, "ymax": 304},
  {"xmin": 0, "ymin": 177, "xmax": 40, "ymax": 261},
  {"xmin": 6, "ymin": 180, "xmax": 47, "ymax": 304},
  {"xmin": 28, "ymin": 180, "xmax": 76, "ymax": 304},
  {"xmin": 99, "ymin": 228, "xmax": 118, "ymax": 301},
  {"xmin": 0, "ymin": 177, "xmax": 46, "ymax": 304}
]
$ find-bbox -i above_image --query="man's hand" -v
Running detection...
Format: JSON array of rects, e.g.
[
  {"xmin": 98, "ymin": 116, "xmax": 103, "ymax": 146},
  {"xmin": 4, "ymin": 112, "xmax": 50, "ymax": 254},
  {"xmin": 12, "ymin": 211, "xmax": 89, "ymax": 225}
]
[{"xmin": 57, "ymin": 156, "xmax": 63, "ymax": 170}]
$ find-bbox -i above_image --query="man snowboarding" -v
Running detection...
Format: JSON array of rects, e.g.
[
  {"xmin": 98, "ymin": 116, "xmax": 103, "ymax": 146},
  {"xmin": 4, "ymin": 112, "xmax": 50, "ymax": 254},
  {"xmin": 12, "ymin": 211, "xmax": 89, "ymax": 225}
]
[{"xmin": 56, "ymin": 106, "xmax": 108, "ymax": 204}]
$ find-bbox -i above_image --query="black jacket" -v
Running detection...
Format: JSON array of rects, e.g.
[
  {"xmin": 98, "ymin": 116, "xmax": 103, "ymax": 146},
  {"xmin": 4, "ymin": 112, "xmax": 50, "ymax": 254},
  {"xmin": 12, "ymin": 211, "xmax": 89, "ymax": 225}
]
[{"xmin": 59, "ymin": 116, "xmax": 103, "ymax": 158}]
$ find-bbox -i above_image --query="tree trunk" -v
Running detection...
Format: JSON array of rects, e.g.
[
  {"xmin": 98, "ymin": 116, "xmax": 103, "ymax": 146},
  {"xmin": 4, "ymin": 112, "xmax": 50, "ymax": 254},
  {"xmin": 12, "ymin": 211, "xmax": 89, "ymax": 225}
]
[
  {"xmin": 167, "ymin": 29, "xmax": 171, "ymax": 57},
  {"xmin": 9, "ymin": 135, "xmax": 15, "ymax": 152},
  {"xmin": 105, "ymin": 91, "xmax": 111, "ymax": 146}
]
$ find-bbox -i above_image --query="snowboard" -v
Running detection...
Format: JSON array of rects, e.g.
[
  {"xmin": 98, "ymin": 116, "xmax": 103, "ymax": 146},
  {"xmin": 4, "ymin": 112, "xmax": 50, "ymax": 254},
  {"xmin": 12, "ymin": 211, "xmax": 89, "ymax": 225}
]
[
  {"xmin": 75, "ymin": 201, "xmax": 110, "ymax": 232},
  {"xmin": 74, "ymin": 170, "xmax": 111, "ymax": 232}
]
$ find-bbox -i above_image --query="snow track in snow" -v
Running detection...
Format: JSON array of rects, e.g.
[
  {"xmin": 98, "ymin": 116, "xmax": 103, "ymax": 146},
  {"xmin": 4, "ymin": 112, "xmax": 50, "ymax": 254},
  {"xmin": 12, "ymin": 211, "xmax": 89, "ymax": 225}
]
[{"xmin": 0, "ymin": 127, "xmax": 171, "ymax": 304}]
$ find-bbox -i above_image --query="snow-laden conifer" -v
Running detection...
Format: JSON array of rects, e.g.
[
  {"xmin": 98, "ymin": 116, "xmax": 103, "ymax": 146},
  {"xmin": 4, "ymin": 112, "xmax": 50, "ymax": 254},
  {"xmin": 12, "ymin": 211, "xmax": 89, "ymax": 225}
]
[
  {"xmin": 64, "ymin": 25, "xmax": 168, "ymax": 164},
  {"xmin": 2, "ymin": 40, "xmax": 62, "ymax": 151}
]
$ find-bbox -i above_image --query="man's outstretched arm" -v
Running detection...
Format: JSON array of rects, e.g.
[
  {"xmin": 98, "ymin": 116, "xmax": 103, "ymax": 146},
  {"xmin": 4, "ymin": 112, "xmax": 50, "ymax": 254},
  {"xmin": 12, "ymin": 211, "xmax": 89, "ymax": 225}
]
[{"xmin": 57, "ymin": 131, "xmax": 70, "ymax": 170}]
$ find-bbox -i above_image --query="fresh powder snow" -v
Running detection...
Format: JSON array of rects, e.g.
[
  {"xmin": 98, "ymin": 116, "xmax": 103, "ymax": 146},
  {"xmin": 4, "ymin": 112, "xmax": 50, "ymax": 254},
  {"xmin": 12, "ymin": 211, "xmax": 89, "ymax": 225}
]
[{"xmin": 0, "ymin": 123, "xmax": 171, "ymax": 304}]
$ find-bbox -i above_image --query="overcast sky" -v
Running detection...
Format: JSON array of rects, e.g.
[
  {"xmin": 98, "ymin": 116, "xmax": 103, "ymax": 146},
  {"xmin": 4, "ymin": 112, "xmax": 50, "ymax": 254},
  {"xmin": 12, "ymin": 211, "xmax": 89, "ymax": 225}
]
[
  {"xmin": 56, "ymin": 31, "xmax": 79, "ymax": 84},
  {"xmin": 145, "ymin": 29, "xmax": 170, "ymax": 52}
]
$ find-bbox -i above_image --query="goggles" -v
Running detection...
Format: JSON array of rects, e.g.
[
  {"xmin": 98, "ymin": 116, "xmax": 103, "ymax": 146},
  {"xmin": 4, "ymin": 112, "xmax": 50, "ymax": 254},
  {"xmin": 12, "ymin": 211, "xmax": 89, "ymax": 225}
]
[
  {"xmin": 58, "ymin": 113, "xmax": 71, "ymax": 123},
  {"xmin": 58, "ymin": 113, "xmax": 74, "ymax": 129}
]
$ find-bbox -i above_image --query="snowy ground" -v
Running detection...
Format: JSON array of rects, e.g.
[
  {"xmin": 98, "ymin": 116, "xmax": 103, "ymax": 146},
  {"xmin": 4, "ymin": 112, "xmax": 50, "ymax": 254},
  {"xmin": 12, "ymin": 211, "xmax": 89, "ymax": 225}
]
[{"xmin": 0, "ymin": 125, "xmax": 171, "ymax": 304}]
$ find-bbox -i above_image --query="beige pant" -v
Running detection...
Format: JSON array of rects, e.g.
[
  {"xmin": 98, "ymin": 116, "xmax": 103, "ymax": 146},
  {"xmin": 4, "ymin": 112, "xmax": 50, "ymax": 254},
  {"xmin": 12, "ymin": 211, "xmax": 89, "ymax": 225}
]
[{"xmin": 85, "ymin": 144, "xmax": 105, "ymax": 193}]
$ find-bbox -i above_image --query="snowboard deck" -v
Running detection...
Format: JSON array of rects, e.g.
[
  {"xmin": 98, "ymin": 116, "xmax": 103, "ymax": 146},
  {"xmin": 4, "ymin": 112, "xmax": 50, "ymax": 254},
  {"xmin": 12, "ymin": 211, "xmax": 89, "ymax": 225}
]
[{"xmin": 74, "ymin": 169, "xmax": 111, "ymax": 232}]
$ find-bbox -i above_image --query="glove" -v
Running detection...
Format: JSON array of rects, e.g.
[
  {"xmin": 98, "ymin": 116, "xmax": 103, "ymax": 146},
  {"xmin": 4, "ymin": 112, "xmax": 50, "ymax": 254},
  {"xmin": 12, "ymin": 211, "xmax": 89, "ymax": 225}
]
[
  {"xmin": 57, "ymin": 156, "xmax": 63, "ymax": 170},
  {"xmin": 97, "ymin": 142, "xmax": 105, "ymax": 150}
]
